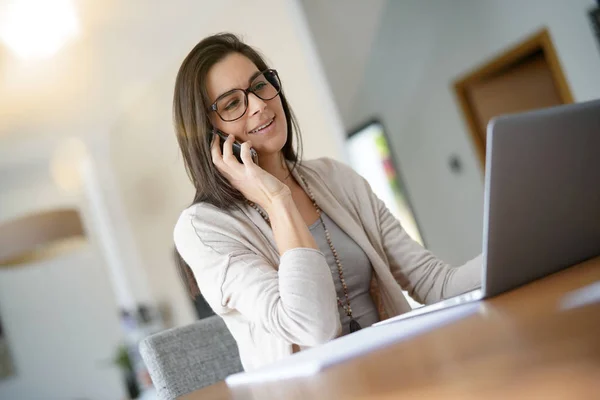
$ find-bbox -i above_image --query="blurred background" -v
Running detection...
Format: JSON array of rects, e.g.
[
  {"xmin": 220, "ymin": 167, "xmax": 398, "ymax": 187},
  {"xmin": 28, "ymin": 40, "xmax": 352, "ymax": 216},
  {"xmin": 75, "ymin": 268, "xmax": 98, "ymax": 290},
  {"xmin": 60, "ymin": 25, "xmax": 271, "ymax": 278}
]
[{"xmin": 1, "ymin": 0, "xmax": 599, "ymax": 398}]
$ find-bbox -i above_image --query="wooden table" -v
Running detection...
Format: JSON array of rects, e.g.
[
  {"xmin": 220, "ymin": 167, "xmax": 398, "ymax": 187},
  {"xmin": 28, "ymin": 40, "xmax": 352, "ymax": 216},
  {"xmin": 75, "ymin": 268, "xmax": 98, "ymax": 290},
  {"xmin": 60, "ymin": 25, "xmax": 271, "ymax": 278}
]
[{"xmin": 181, "ymin": 256, "xmax": 600, "ymax": 399}]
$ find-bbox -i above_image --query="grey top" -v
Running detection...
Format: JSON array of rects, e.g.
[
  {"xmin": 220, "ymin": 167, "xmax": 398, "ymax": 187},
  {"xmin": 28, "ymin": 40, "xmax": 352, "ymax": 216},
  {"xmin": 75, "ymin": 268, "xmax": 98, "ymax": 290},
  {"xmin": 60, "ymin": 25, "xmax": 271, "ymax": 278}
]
[{"xmin": 309, "ymin": 212, "xmax": 380, "ymax": 335}]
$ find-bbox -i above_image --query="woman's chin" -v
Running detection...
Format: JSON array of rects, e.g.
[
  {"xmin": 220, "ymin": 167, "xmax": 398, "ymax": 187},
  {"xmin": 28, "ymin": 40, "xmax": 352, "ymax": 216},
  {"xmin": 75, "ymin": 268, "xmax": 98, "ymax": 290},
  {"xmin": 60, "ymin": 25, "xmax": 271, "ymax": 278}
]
[{"xmin": 253, "ymin": 136, "xmax": 287, "ymax": 157}]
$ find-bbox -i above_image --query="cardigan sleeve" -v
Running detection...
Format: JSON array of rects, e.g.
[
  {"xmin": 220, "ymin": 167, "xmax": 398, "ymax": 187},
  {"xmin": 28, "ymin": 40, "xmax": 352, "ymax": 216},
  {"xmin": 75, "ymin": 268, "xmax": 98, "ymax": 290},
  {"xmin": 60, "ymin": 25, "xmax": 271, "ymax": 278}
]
[
  {"xmin": 174, "ymin": 209, "xmax": 341, "ymax": 346},
  {"xmin": 374, "ymin": 194, "xmax": 482, "ymax": 304},
  {"xmin": 328, "ymin": 158, "xmax": 482, "ymax": 304}
]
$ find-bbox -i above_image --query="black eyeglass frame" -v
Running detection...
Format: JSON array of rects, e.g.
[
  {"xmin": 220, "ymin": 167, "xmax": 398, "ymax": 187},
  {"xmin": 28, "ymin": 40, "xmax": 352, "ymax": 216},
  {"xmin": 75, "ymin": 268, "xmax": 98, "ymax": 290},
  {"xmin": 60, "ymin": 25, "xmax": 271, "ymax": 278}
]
[{"xmin": 209, "ymin": 69, "xmax": 282, "ymax": 122}]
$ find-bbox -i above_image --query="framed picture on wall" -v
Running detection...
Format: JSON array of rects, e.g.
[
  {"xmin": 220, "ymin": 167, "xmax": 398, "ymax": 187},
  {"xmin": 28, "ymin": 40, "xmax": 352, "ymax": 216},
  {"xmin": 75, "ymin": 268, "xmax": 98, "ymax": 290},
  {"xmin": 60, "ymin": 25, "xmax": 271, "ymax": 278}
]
[{"xmin": 346, "ymin": 119, "xmax": 425, "ymax": 246}]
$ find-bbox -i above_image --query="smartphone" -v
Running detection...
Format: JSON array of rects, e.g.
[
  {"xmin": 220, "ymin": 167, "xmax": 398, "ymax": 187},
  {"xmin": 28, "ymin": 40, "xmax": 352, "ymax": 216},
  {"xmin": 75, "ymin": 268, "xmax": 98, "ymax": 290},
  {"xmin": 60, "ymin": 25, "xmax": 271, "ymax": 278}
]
[{"xmin": 213, "ymin": 129, "xmax": 258, "ymax": 164}]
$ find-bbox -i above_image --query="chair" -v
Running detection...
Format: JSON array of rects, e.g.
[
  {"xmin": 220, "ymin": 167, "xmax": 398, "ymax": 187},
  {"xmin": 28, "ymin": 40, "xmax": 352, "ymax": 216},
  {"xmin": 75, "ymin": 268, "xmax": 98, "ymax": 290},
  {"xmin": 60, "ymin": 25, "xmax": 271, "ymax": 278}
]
[{"xmin": 139, "ymin": 315, "xmax": 243, "ymax": 400}]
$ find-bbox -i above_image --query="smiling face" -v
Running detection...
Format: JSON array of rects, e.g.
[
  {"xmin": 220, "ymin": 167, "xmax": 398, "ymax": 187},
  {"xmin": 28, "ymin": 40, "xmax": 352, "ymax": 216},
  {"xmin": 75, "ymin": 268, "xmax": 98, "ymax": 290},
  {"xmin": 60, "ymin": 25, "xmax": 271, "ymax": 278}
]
[{"xmin": 206, "ymin": 53, "xmax": 288, "ymax": 157}]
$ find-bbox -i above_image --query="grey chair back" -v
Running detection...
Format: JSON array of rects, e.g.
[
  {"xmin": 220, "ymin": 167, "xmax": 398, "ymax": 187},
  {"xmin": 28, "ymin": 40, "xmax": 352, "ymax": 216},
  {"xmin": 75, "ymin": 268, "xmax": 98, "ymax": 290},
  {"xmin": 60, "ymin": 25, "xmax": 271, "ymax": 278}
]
[{"xmin": 139, "ymin": 315, "xmax": 243, "ymax": 399}]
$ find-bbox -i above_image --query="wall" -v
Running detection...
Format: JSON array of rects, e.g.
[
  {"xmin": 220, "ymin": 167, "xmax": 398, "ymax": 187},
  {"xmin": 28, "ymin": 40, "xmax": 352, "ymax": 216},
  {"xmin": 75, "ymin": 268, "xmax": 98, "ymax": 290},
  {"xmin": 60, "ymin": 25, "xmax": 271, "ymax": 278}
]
[
  {"xmin": 348, "ymin": 0, "xmax": 600, "ymax": 264},
  {"xmin": 0, "ymin": 156, "xmax": 125, "ymax": 400},
  {"xmin": 299, "ymin": 0, "xmax": 387, "ymax": 123},
  {"xmin": 0, "ymin": 251, "xmax": 126, "ymax": 400}
]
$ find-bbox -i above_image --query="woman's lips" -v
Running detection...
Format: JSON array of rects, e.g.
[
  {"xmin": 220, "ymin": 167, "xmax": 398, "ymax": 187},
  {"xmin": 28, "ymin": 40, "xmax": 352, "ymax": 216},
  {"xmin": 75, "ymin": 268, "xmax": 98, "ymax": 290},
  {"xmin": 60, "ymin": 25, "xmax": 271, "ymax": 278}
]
[{"xmin": 248, "ymin": 117, "xmax": 275, "ymax": 135}]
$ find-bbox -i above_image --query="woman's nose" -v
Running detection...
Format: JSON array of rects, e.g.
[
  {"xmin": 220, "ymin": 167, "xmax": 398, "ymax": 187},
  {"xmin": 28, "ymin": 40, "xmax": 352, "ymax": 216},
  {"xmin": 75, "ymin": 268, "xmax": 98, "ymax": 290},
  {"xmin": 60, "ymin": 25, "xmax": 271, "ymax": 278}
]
[{"xmin": 247, "ymin": 92, "xmax": 267, "ymax": 116}]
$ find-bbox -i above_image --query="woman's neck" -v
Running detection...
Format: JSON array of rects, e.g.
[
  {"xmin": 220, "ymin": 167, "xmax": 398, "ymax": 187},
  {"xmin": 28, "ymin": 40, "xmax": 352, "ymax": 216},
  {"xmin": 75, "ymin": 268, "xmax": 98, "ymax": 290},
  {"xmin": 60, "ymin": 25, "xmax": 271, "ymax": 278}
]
[{"xmin": 259, "ymin": 152, "xmax": 292, "ymax": 186}]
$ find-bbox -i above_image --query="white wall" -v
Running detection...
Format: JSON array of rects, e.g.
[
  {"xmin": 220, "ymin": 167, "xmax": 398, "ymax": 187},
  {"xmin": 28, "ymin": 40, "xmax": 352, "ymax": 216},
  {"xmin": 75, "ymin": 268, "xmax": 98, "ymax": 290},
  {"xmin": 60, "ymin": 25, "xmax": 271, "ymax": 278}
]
[
  {"xmin": 0, "ymin": 250, "xmax": 126, "ymax": 400},
  {"xmin": 0, "ymin": 158, "xmax": 125, "ymax": 400},
  {"xmin": 348, "ymin": 0, "xmax": 600, "ymax": 264},
  {"xmin": 300, "ymin": 0, "xmax": 387, "ymax": 123},
  {"xmin": 108, "ymin": 0, "xmax": 347, "ymax": 328}
]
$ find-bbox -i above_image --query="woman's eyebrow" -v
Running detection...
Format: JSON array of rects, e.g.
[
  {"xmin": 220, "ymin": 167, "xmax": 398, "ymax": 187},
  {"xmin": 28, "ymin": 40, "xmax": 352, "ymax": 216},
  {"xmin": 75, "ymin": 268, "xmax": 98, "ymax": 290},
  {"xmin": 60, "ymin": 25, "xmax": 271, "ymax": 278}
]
[
  {"xmin": 247, "ymin": 70, "xmax": 262, "ymax": 85},
  {"xmin": 215, "ymin": 71, "xmax": 263, "ymax": 100}
]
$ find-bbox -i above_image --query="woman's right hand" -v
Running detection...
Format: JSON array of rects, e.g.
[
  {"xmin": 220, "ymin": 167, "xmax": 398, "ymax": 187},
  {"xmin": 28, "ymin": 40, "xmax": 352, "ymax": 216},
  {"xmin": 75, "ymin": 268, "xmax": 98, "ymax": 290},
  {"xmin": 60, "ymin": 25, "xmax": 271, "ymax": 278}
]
[{"xmin": 211, "ymin": 133, "xmax": 290, "ymax": 209}]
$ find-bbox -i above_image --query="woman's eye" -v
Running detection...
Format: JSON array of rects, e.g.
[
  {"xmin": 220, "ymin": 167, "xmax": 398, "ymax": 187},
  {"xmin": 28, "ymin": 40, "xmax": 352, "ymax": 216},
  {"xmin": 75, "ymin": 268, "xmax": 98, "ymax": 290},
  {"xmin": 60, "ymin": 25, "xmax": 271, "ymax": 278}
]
[
  {"xmin": 225, "ymin": 99, "xmax": 240, "ymax": 110},
  {"xmin": 252, "ymin": 81, "xmax": 267, "ymax": 91}
]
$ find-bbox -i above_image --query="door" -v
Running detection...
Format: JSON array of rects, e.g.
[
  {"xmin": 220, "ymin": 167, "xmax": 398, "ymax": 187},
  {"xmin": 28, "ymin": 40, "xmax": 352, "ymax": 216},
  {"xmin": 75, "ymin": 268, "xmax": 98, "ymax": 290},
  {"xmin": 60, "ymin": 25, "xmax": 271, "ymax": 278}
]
[{"xmin": 454, "ymin": 28, "xmax": 573, "ymax": 169}]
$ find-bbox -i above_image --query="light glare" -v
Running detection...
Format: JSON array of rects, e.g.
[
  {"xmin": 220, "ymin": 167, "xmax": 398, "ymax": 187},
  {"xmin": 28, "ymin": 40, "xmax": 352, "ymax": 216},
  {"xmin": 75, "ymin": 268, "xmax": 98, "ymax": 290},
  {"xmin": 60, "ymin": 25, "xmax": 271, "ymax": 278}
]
[{"xmin": 0, "ymin": 0, "xmax": 79, "ymax": 59}]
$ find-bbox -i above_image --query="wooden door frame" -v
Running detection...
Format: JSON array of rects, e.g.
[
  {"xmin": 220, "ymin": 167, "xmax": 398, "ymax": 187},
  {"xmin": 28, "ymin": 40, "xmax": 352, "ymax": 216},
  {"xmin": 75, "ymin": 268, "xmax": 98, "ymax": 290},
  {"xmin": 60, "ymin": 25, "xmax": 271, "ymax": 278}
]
[{"xmin": 453, "ymin": 28, "xmax": 574, "ymax": 168}]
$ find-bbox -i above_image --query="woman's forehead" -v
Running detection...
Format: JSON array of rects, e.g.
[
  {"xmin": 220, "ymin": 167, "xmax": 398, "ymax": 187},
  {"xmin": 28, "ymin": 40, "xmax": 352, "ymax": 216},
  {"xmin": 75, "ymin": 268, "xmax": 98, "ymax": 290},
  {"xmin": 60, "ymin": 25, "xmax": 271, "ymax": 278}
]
[{"xmin": 206, "ymin": 53, "xmax": 260, "ymax": 99}]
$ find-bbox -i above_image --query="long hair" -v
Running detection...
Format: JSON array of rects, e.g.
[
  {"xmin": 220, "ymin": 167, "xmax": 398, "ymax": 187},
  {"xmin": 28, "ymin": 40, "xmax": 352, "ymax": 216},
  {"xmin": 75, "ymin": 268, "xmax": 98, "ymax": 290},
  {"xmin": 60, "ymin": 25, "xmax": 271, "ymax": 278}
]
[
  {"xmin": 172, "ymin": 33, "xmax": 303, "ymax": 298},
  {"xmin": 173, "ymin": 247, "xmax": 200, "ymax": 299}
]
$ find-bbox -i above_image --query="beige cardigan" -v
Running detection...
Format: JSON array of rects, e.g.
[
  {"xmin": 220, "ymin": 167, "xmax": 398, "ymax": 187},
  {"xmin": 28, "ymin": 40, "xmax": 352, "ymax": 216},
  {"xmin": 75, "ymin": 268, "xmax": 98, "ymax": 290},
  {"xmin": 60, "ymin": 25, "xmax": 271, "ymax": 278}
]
[{"xmin": 174, "ymin": 158, "xmax": 482, "ymax": 371}]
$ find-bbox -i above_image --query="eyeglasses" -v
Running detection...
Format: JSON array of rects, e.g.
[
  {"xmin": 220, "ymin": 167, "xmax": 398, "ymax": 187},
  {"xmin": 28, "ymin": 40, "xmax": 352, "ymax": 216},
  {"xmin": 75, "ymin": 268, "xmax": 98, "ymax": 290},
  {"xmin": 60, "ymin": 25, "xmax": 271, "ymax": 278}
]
[{"xmin": 209, "ymin": 69, "xmax": 282, "ymax": 122}]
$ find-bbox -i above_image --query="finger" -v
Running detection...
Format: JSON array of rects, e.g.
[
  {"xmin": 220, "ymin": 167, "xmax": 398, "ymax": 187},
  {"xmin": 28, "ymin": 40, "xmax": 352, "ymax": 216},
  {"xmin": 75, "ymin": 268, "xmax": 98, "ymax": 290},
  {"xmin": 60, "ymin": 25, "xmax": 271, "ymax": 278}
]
[
  {"xmin": 222, "ymin": 134, "xmax": 237, "ymax": 164},
  {"xmin": 240, "ymin": 141, "xmax": 255, "ymax": 166},
  {"xmin": 210, "ymin": 133, "xmax": 223, "ymax": 166}
]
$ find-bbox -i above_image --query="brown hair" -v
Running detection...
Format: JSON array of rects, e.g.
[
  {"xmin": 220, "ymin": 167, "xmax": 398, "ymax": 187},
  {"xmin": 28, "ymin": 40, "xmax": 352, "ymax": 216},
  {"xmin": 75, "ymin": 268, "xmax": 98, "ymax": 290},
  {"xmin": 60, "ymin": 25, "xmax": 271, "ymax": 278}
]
[
  {"xmin": 174, "ymin": 246, "xmax": 200, "ymax": 298},
  {"xmin": 172, "ymin": 33, "xmax": 303, "ymax": 298}
]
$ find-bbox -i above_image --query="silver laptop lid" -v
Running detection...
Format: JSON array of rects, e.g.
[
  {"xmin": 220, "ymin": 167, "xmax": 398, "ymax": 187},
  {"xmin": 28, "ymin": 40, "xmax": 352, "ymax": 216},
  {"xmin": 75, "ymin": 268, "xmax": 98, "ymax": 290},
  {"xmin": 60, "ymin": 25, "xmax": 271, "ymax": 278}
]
[{"xmin": 482, "ymin": 99, "xmax": 600, "ymax": 297}]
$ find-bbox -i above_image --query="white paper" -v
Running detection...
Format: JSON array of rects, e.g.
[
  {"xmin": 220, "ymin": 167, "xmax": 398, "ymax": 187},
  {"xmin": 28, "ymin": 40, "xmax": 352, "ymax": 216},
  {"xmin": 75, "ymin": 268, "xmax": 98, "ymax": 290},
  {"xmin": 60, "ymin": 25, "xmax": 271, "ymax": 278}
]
[
  {"xmin": 373, "ymin": 289, "xmax": 483, "ymax": 327},
  {"xmin": 225, "ymin": 302, "xmax": 481, "ymax": 386}
]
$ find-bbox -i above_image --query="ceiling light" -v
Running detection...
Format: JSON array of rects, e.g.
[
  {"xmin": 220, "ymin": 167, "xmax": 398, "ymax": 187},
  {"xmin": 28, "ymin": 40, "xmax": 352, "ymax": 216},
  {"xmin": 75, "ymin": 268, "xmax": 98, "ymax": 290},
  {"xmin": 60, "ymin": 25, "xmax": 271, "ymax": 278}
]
[{"xmin": 0, "ymin": 0, "xmax": 79, "ymax": 59}]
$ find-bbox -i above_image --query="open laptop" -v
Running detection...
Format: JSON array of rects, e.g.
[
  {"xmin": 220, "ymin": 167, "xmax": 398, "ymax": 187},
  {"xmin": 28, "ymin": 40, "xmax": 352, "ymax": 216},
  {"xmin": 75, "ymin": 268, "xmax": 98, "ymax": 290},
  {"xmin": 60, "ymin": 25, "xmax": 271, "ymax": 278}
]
[
  {"xmin": 224, "ymin": 100, "xmax": 600, "ymax": 385},
  {"xmin": 376, "ymin": 99, "xmax": 600, "ymax": 326}
]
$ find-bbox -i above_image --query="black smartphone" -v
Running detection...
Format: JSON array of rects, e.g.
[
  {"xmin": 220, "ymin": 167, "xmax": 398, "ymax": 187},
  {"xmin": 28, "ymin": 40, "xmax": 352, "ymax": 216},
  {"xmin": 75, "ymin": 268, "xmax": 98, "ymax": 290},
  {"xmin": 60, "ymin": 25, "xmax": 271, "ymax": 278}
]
[{"xmin": 213, "ymin": 129, "xmax": 258, "ymax": 164}]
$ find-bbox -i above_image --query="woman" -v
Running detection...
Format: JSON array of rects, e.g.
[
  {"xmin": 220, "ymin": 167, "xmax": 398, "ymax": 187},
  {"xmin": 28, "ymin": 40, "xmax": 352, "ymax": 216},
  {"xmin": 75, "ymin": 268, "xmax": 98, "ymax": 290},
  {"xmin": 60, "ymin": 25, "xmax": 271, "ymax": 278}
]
[{"xmin": 173, "ymin": 33, "xmax": 481, "ymax": 371}]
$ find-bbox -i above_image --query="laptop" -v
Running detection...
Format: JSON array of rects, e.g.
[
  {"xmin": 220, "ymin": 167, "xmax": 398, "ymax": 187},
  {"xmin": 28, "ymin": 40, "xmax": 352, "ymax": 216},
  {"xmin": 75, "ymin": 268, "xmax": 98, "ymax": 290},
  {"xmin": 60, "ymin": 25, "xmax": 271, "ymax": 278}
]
[{"xmin": 376, "ymin": 99, "xmax": 600, "ymax": 326}]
